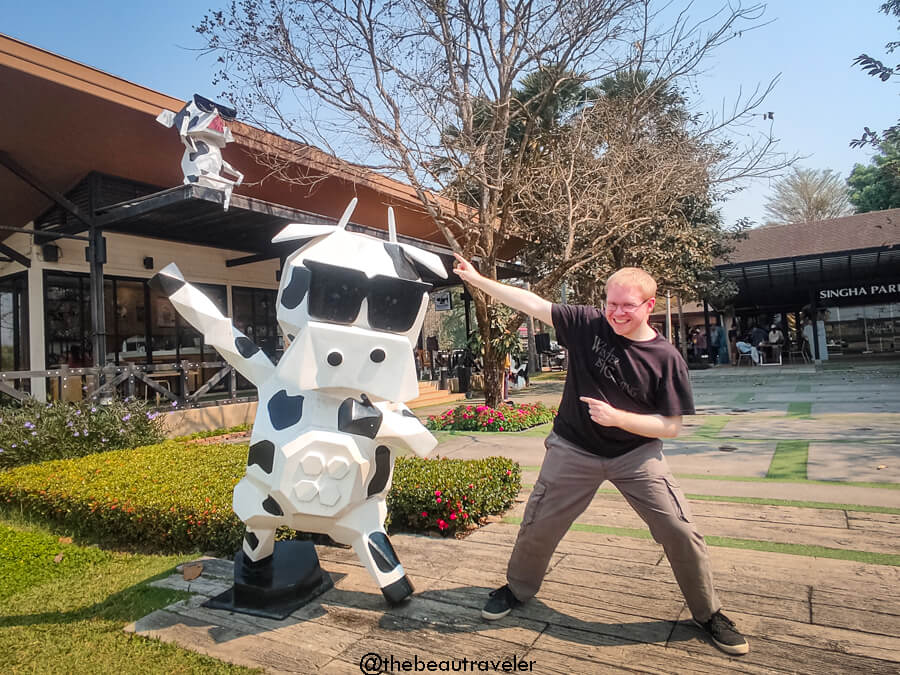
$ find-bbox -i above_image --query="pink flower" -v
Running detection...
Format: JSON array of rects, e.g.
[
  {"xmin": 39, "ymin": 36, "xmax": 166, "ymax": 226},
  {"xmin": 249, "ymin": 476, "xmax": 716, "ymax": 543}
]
[
  {"xmin": 468, "ymin": 484, "xmax": 474, "ymax": 489},
  {"xmin": 506, "ymin": 469, "xmax": 512, "ymax": 475},
  {"xmin": 437, "ymin": 519, "xmax": 447, "ymax": 530},
  {"xmin": 421, "ymin": 511, "xmax": 428, "ymax": 517},
  {"xmin": 436, "ymin": 497, "xmax": 442, "ymax": 503},
  {"xmin": 435, "ymin": 490, "xmax": 441, "ymax": 496},
  {"xmin": 449, "ymin": 512, "xmax": 457, "ymax": 520}
]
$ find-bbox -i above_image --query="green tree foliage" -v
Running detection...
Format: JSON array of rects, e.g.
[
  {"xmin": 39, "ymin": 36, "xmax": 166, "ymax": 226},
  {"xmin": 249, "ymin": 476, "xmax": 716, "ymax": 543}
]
[
  {"xmin": 762, "ymin": 167, "xmax": 853, "ymax": 224},
  {"xmin": 197, "ymin": 1, "xmax": 788, "ymax": 406},
  {"xmin": 847, "ymin": 136, "xmax": 900, "ymax": 212},
  {"xmin": 851, "ymin": 1, "xmax": 900, "ymax": 147}
]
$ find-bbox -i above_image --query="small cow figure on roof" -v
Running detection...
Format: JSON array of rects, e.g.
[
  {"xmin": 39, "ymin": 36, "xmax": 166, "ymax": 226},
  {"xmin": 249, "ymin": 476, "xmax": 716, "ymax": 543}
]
[
  {"xmin": 150, "ymin": 199, "xmax": 446, "ymax": 608},
  {"xmin": 157, "ymin": 94, "xmax": 244, "ymax": 209}
]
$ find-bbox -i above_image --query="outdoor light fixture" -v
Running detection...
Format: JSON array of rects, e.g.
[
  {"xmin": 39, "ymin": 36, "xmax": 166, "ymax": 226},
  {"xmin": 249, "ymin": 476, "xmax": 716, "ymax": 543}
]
[
  {"xmin": 41, "ymin": 244, "xmax": 60, "ymax": 262},
  {"xmin": 143, "ymin": 256, "xmax": 154, "ymax": 270}
]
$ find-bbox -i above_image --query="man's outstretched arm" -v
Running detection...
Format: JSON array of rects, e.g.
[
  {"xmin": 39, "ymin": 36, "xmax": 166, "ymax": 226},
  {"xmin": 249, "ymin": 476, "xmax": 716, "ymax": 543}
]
[{"xmin": 453, "ymin": 254, "xmax": 553, "ymax": 325}]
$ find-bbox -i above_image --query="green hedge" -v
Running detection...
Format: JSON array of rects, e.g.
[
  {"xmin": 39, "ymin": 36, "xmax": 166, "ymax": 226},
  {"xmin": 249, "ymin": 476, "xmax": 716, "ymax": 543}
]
[
  {"xmin": 0, "ymin": 442, "xmax": 522, "ymax": 552},
  {"xmin": 0, "ymin": 398, "xmax": 167, "ymax": 469},
  {"xmin": 425, "ymin": 402, "xmax": 557, "ymax": 432}
]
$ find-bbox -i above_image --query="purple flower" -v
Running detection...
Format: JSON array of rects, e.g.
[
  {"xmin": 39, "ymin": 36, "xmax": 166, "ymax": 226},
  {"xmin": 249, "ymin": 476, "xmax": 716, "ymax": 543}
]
[
  {"xmin": 73, "ymin": 432, "xmax": 80, "ymax": 437},
  {"xmin": 101, "ymin": 438, "xmax": 107, "ymax": 443},
  {"xmin": 91, "ymin": 407, "xmax": 97, "ymax": 413},
  {"xmin": 122, "ymin": 414, "xmax": 131, "ymax": 422},
  {"xmin": 24, "ymin": 421, "xmax": 34, "ymax": 429},
  {"xmin": 11, "ymin": 444, "xmax": 16, "ymax": 448},
  {"xmin": 75, "ymin": 409, "xmax": 81, "ymax": 416},
  {"xmin": 31, "ymin": 431, "xmax": 37, "ymax": 436},
  {"xmin": 66, "ymin": 421, "xmax": 74, "ymax": 427}
]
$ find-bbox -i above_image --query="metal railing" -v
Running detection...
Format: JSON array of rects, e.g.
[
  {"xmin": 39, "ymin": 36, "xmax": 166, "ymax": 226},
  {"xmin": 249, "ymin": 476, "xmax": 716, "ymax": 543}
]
[{"xmin": 0, "ymin": 361, "xmax": 257, "ymax": 409}]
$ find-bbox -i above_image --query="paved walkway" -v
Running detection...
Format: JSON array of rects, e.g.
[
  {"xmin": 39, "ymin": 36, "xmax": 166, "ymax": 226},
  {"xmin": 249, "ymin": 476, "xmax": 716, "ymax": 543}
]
[{"xmin": 129, "ymin": 360, "xmax": 900, "ymax": 673}]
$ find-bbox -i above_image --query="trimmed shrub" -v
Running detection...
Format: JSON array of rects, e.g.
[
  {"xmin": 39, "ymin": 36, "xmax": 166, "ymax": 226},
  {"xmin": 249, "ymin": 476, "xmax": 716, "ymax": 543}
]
[
  {"xmin": 173, "ymin": 423, "xmax": 251, "ymax": 442},
  {"xmin": 425, "ymin": 402, "xmax": 556, "ymax": 432},
  {"xmin": 0, "ymin": 398, "xmax": 167, "ymax": 469},
  {"xmin": 0, "ymin": 441, "xmax": 244, "ymax": 554},
  {"xmin": 0, "ymin": 442, "xmax": 522, "ymax": 552},
  {"xmin": 388, "ymin": 455, "xmax": 520, "ymax": 536}
]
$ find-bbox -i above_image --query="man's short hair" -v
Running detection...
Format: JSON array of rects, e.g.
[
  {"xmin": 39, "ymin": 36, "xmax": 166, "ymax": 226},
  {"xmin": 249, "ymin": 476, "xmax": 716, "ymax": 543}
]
[{"xmin": 606, "ymin": 267, "xmax": 657, "ymax": 300}]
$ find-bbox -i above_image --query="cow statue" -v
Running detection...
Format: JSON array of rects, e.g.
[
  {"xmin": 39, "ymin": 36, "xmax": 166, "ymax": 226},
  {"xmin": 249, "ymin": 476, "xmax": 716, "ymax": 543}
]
[
  {"xmin": 156, "ymin": 94, "xmax": 244, "ymax": 209},
  {"xmin": 149, "ymin": 198, "xmax": 446, "ymax": 613}
]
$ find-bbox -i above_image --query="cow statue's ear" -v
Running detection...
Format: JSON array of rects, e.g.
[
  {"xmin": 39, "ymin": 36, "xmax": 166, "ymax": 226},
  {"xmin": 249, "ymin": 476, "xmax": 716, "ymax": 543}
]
[
  {"xmin": 271, "ymin": 198, "xmax": 358, "ymax": 244},
  {"xmin": 399, "ymin": 244, "xmax": 447, "ymax": 279},
  {"xmin": 385, "ymin": 207, "xmax": 447, "ymax": 280},
  {"xmin": 272, "ymin": 223, "xmax": 340, "ymax": 244}
]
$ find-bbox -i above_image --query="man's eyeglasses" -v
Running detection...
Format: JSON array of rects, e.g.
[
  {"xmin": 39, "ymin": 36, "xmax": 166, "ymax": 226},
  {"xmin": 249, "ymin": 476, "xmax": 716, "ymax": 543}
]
[{"xmin": 605, "ymin": 298, "xmax": 651, "ymax": 313}]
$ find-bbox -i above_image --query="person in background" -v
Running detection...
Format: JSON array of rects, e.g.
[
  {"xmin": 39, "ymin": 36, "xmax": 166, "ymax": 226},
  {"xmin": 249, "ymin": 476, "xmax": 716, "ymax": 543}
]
[
  {"xmin": 708, "ymin": 317, "xmax": 729, "ymax": 366},
  {"xmin": 767, "ymin": 324, "xmax": 784, "ymax": 363}
]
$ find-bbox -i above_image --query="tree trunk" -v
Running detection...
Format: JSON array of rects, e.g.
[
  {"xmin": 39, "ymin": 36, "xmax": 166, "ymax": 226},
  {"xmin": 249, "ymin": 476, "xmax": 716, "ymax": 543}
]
[{"xmin": 472, "ymin": 292, "xmax": 505, "ymax": 408}]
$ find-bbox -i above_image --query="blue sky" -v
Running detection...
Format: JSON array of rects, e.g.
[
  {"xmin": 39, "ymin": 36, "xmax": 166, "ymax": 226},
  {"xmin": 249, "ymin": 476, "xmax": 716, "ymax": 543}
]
[{"xmin": 1, "ymin": 1, "xmax": 896, "ymax": 227}]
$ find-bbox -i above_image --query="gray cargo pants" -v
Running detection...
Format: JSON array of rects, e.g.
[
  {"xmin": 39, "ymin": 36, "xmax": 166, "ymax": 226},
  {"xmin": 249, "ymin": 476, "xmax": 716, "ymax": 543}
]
[{"xmin": 506, "ymin": 431, "xmax": 721, "ymax": 622}]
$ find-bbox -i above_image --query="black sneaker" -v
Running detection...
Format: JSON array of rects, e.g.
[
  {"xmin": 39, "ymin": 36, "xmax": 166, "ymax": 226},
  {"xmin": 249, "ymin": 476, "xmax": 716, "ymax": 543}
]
[
  {"xmin": 693, "ymin": 611, "xmax": 749, "ymax": 655},
  {"xmin": 481, "ymin": 584, "xmax": 521, "ymax": 620}
]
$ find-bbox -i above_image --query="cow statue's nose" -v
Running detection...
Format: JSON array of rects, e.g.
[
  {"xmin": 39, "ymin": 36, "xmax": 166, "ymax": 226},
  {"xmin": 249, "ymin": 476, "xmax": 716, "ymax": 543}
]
[
  {"xmin": 326, "ymin": 350, "xmax": 343, "ymax": 366},
  {"xmin": 370, "ymin": 349, "xmax": 385, "ymax": 363}
]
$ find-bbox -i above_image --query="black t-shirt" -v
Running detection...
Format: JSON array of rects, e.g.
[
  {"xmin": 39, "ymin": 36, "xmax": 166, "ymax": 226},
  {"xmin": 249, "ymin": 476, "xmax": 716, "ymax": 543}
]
[{"xmin": 551, "ymin": 303, "xmax": 695, "ymax": 458}]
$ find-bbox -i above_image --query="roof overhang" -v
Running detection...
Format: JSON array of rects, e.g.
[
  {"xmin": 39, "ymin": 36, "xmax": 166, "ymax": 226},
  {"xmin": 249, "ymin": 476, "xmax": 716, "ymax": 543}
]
[
  {"xmin": 716, "ymin": 246, "xmax": 900, "ymax": 310},
  {"xmin": 58, "ymin": 183, "xmax": 524, "ymax": 286}
]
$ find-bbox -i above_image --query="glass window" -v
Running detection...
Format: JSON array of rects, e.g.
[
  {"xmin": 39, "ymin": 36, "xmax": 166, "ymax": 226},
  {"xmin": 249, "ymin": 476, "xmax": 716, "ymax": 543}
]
[
  {"xmin": 45, "ymin": 272, "xmax": 90, "ymax": 368},
  {"xmin": 232, "ymin": 286, "xmax": 278, "ymax": 358},
  {"xmin": 0, "ymin": 274, "xmax": 28, "ymax": 371},
  {"xmin": 110, "ymin": 279, "xmax": 147, "ymax": 363},
  {"xmin": 148, "ymin": 282, "xmax": 227, "ymax": 364}
]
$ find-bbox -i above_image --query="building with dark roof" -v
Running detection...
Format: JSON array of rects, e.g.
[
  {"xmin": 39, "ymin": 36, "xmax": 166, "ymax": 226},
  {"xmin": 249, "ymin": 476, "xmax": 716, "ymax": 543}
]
[
  {"xmin": 0, "ymin": 33, "xmax": 493, "ymax": 406},
  {"xmin": 715, "ymin": 209, "xmax": 899, "ymax": 360}
]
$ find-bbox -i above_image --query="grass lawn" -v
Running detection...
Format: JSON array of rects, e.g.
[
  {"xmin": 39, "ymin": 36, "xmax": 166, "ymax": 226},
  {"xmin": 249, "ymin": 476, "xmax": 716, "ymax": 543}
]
[{"xmin": 0, "ymin": 516, "xmax": 258, "ymax": 674}]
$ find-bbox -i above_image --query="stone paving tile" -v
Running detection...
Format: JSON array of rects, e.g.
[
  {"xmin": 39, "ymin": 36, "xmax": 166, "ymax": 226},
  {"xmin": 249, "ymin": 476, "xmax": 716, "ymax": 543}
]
[
  {"xmin": 664, "ymin": 440, "xmax": 776, "ymax": 477},
  {"xmin": 131, "ymin": 525, "xmax": 900, "ymax": 674},
  {"xmin": 808, "ymin": 442, "xmax": 900, "ymax": 483}
]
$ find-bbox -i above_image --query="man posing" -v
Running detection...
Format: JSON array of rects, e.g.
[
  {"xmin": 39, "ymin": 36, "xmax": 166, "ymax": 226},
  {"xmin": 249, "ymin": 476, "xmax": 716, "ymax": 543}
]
[{"xmin": 453, "ymin": 255, "xmax": 748, "ymax": 656}]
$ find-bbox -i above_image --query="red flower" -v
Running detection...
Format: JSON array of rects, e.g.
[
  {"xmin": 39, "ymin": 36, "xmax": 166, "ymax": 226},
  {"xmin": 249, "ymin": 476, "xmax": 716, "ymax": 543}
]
[
  {"xmin": 434, "ymin": 490, "xmax": 442, "ymax": 496},
  {"xmin": 436, "ymin": 497, "xmax": 442, "ymax": 503},
  {"xmin": 449, "ymin": 512, "xmax": 457, "ymax": 520},
  {"xmin": 421, "ymin": 511, "xmax": 428, "ymax": 517},
  {"xmin": 437, "ymin": 519, "xmax": 447, "ymax": 530}
]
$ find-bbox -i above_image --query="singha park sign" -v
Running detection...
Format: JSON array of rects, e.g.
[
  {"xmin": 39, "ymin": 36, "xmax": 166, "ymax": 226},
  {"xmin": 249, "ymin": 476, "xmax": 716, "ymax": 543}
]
[{"xmin": 819, "ymin": 282, "xmax": 900, "ymax": 301}]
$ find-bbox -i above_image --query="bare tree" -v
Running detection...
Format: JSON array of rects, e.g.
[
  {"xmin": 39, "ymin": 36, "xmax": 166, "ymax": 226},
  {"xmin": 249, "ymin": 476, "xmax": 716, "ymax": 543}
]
[
  {"xmin": 763, "ymin": 167, "xmax": 853, "ymax": 225},
  {"xmin": 198, "ymin": 0, "xmax": 791, "ymax": 406}
]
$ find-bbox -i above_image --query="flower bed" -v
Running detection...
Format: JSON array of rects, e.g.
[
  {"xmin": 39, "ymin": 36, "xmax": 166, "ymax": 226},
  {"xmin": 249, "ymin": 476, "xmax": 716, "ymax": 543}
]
[
  {"xmin": 387, "ymin": 456, "xmax": 520, "ymax": 535},
  {"xmin": 0, "ymin": 398, "xmax": 167, "ymax": 469},
  {"xmin": 0, "ymin": 442, "xmax": 522, "ymax": 552},
  {"xmin": 425, "ymin": 402, "xmax": 557, "ymax": 432}
]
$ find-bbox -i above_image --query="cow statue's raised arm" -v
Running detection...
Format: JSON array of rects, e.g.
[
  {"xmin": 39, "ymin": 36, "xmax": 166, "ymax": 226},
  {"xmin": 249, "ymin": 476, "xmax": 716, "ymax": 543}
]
[{"xmin": 150, "ymin": 198, "xmax": 447, "ymax": 613}]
